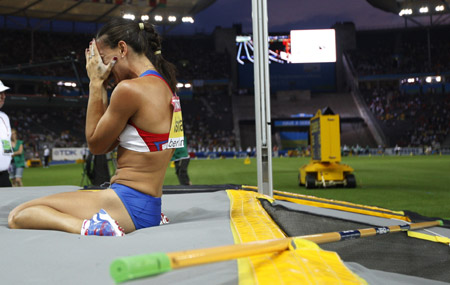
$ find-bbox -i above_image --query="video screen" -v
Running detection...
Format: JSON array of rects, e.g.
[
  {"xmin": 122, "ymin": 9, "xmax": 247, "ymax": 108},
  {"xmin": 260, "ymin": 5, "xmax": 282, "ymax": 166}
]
[
  {"xmin": 236, "ymin": 34, "xmax": 291, "ymax": 64},
  {"xmin": 290, "ymin": 29, "xmax": 336, "ymax": 63},
  {"xmin": 236, "ymin": 29, "xmax": 336, "ymax": 64}
]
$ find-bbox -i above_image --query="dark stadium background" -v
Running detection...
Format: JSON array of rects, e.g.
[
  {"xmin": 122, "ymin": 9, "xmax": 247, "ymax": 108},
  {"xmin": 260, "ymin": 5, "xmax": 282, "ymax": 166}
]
[
  {"xmin": 0, "ymin": 0, "xmax": 448, "ymax": 166},
  {"xmin": 0, "ymin": 0, "xmax": 448, "ymax": 217}
]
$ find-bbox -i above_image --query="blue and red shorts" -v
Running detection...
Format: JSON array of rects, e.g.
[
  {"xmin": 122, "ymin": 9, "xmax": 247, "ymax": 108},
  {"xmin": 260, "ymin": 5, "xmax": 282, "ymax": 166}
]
[{"xmin": 111, "ymin": 183, "xmax": 161, "ymax": 229}]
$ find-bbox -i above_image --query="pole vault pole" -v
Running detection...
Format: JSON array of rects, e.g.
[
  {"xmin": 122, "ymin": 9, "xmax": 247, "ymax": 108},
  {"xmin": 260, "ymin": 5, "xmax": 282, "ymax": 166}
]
[
  {"xmin": 251, "ymin": 0, "xmax": 273, "ymax": 196},
  {"xmin": 109, "ymin": 220, "xmax": 444, "ymax": 283}
]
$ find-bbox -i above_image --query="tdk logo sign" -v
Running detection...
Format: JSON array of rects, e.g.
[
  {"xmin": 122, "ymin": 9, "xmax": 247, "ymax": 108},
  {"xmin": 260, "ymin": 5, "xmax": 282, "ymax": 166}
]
[
  {"xmin": 54, "ymin": 150, "xmax": 77, "ymax": 155},
  {"xmin": 52, "ymin": 148, "xmax": 88, "ymax": 161}
]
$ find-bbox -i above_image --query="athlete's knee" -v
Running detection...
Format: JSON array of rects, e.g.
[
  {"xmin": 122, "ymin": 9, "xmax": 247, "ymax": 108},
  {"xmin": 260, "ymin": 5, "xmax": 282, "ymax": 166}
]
[
  {"xmin": 8, "ymin": 208, "xmax": 21, "ymax": 229},
  {"xmin": 8, "ymin": 205, "xmax": 33, "ymax": 229}
]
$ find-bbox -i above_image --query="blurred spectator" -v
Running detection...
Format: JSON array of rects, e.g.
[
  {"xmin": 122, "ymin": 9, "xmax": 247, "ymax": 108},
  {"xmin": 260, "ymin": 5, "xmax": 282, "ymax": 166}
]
[
  {"xmin": 0, "ymin": 80, "xmax": 12, "ymax": 187},
  {"xmin": 171, "ymin": 136, "xmax": 191, "ymax": 185},
  {"xmin": 10, "ymin": 128, "xmax": 25, "ymax": 186},
  {"xmin": 43, "ymin": 145, "xmax": 50, "ymax": 168},
  {"xmin": 360, "ymin": 84, "xmax": 449, "ymax": 148}
]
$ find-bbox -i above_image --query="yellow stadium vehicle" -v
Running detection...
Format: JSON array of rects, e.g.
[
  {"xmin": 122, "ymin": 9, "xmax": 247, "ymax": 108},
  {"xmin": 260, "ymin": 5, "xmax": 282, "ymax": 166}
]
[{"xmin": 299, "ymin": 108, "xmax": 356, "ymax": 189}]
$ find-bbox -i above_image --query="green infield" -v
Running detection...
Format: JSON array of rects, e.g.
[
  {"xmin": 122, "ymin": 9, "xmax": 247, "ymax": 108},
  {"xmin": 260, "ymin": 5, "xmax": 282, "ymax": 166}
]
[{"xmin": 21, "ymin": 155, "xmax": 450, "ymax": 218}]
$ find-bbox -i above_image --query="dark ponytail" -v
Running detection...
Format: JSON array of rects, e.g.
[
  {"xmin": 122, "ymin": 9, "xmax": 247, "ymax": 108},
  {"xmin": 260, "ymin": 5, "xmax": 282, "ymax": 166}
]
[{"xmin": 96, "ymin": 18, "xmax": 178, "ymax": 92}]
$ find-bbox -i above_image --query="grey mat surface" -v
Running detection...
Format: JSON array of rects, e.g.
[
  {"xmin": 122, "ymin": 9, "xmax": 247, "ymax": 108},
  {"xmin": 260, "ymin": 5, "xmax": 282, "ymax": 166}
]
[
  {"xmin": 1, "ymin": 186, "xmax": 448, "ymax": 284},
  {"xmin": 0, "ymin": 186, "xmax": 237, "ymax": 284}
]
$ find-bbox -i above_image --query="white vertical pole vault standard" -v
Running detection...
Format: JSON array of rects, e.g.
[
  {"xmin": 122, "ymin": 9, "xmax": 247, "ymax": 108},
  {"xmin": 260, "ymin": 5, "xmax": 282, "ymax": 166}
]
[{"xmin": 251, "ymin": 0, "xmax": 273, "ymax": 197}]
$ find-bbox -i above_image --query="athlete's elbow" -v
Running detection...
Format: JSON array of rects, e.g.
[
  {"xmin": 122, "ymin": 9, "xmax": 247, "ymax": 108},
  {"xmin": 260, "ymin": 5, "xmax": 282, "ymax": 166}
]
[
  {"xmin": 86, "ymin": 134, "xmax": 117, "ymax": 154},
  {"xmin": 87, "ymin": 140, "xmax": 107, "ymax": 155},
  {"xmin": 88, "ymin": 144, "xmax": 106, "ymax": 155}
]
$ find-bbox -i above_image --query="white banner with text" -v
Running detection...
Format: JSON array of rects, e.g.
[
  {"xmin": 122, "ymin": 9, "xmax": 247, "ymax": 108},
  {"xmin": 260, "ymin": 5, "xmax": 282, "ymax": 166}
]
[{"xmin": 52, "ymin": 147, "xmax": 88, "ymax": 161}]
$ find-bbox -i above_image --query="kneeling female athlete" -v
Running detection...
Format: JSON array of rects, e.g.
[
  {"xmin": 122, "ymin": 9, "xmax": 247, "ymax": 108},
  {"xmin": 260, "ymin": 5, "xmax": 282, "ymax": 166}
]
[{"xmin": 8, "ymin": 18, "xmax": 183, "ymax": 236}]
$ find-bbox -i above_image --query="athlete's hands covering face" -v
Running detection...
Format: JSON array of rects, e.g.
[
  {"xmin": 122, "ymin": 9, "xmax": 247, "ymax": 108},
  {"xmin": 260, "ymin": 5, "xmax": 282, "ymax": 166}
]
[{"xmin": 85, "ymin": 39, "xmax": 116, "ymax": 85}]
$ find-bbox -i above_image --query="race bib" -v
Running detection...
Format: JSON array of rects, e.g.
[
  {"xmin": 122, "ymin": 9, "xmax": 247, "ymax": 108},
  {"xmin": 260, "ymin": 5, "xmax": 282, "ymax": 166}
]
[
  {"xmin": 166, "ymin": 94, "xmax": 184, "ymax": 149},
  {"xmin": 2, "ymin": 139, "xmax": 13, "ymax": 155}
]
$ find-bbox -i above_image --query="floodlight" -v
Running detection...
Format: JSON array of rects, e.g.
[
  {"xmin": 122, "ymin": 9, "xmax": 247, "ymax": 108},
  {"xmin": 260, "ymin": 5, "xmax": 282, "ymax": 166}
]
[
  {"xmin": 63, "ymin": 81, "xmax": 76, "ymax": 87},
  {"xmin": 168, "ymin": 16, "xmax": 177, "ymax": 22},
  {"xmin": 184, "ymin": 83, "xmax": 192, "ymax": 88},
  {"xmin": 176, "ymin": 83, "xmax": 184, "ymax": 88},
  {"xmin": 435, "ymin": 5, "xmax": 445, "ymax": 12},
  {"xmin": 419, "ymin": 7, "xmax": 429, "ymax": 13},
  {"xmin": 154, "ymin": 15, "xmax": 163, "ymax": 21},
  {"xmin": 425, "ymin": 77, "xmax": 432, "ymax": 83},
  {"xmin": 123, "ymin": 13, "xmax": 136, "ymax": 20},
  {"xmin": 407, "ymin": 78, "xmax": 415, "ymax": 83},
  {"xmin": 436, "ymin": 76, "xmax": 442, "ymax": 82},
  {"xmin": 182, "ymin": 16, "xmax": 194, "ymax": 23},
  {"xmin": 141, "ymin": 15, "xmax": 149, "ymax": 21},
  {"xmin": 399, "ymin": 9, "xmax": 412, "ymax": 16}
]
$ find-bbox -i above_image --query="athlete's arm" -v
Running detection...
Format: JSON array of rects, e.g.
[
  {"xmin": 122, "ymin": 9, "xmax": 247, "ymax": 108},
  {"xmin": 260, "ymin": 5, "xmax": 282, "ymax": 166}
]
[
  {"xmin": 86, "ymin": 81, "xmax": 140, "ymax": 154},
  {"xmin": 105, "ymin": 140, "xmax": 120, "ymax": 153},
  {"xmin": 85, "ymin": 39, "xmax": 137, "ymax": 154}
]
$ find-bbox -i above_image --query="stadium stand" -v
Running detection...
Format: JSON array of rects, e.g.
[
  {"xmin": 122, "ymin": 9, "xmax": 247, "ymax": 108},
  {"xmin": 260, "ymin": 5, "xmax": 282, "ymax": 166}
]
[
  {"xmin": 2, "ymin": 22, "xmax": 450, "ymax": 159},
  {"xmin": 181, "ymin": 85, "xmax": 235, "ymax": 153},
  {"xmin": 4, "ymin": 106, "xmax": 86, "ymax": 160},
  {"xmin": 348, "ymin": 25, "xmax": 450, "ymax": 76},
  {"xmin": 0, "ymin": 28, "xmax": 234, "ymax": 160},
  {"xmin": 233, "ymin": 91, "xmax": 376, "ymax": 148},
  {"xmin": 348, "ymin": 25, "xmax": 450, "ymax": 149},
  {"xmin": 164, "ymin": 35, "xmax": 230, "ymax": 80},
  {"xmin": 360, "ymin": 84, "xmax": 449, "ymax": 148},
  {"xmin": 0, "ymin": 29, "xmax": 89, "ymax": 77}
]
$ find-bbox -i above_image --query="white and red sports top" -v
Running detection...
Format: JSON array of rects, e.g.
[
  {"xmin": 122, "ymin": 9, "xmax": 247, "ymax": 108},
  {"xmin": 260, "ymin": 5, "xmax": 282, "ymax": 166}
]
[{"xmin": 118, "ymin": 70, "xmax": 173, "ymax": 152}]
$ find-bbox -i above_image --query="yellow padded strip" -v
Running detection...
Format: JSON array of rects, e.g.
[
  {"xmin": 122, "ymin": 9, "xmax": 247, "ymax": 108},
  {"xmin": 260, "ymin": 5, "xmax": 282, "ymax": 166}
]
[
  {"xmin": 241, "ymin": 186, "xmax": 409, "ymax": 222},
  {"xmin": 272, "ymin": 189, "xmax": 411, "ymax": 222},
  {"xmin": 227, "ymin": 190, "xmax": 284, "ymax": 242},
  {"xmin": 407, "ymin": 231, "xmax": 450, "ymax": 245},
  {"xmin": 274, "ymin": 194, "xmax": 410, "ymax": 222},
  {"xmin": 227, "ymin": 190, "xmax": 366, "ymax": 285},
  {"xmin": 227, "ymin": 190, "xmax": 285, "ymax": 285}
]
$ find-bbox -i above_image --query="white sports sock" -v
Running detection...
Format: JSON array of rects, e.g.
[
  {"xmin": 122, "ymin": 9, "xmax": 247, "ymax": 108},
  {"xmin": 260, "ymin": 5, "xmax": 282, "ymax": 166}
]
[{"xmin": 80, "ymin": 219, "xmax": 90, "ymax": 235}]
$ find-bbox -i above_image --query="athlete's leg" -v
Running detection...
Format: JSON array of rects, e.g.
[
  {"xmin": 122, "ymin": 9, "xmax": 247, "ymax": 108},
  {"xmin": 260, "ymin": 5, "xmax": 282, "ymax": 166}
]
[{"xmin": 8, "ymin": 189, "xmax": 135, "ymax": 234}]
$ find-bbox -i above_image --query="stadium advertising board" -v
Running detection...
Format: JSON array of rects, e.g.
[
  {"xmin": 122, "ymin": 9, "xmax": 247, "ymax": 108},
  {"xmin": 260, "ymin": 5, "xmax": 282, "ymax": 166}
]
[
  {"xmin": 52, "ymin": 147, "xmax": 88, "ymax": 161},
  {"xmin": 273, "ymin": 118, "xmax": 311, "ymax": 149}
]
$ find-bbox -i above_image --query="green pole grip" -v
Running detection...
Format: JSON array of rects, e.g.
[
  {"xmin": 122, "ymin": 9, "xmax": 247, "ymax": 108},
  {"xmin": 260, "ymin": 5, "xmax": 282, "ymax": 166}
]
[{"xmin": 110, "ymin": 253, "xmax": 172, "ymax": 283}]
